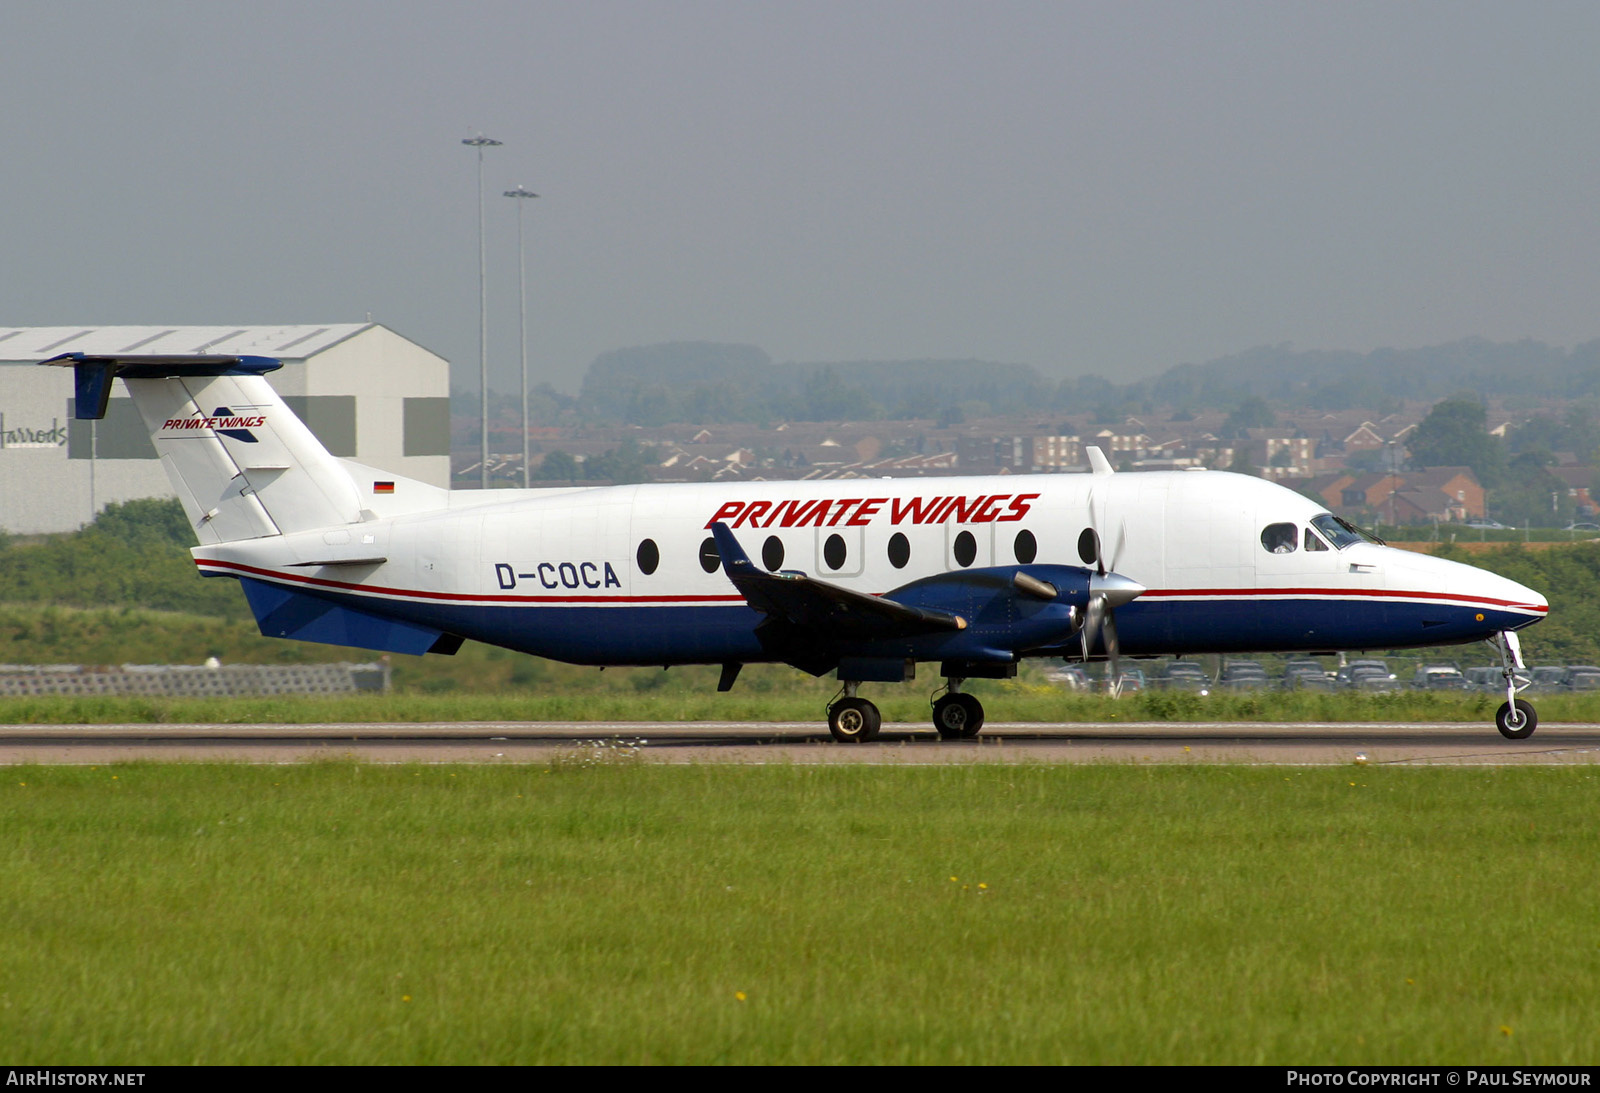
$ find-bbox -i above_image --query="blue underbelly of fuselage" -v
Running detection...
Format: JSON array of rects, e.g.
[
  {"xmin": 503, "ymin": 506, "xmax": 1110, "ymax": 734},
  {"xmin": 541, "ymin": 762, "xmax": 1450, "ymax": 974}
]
[{"xmin": 1111, "ymin": 597, "xmax": 1533, "ymax": 656}]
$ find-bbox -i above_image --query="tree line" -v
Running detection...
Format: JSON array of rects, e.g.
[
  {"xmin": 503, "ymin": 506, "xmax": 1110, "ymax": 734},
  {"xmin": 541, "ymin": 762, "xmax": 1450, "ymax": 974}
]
[{"xmin": 462, "ymin": 337, "xmax": 1600, "ymax": 427}]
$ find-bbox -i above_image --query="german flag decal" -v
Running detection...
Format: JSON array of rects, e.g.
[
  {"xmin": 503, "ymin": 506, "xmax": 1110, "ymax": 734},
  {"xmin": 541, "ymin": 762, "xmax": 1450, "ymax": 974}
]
[{"xmin": 373, "ymin": 481, "xmax": 395, "ymax": 494}]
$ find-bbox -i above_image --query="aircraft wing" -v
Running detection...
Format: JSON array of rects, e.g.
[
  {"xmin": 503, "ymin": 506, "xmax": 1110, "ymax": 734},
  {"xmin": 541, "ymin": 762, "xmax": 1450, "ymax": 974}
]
[{"xmin": 709, "ymin": 523, "xmax": 967, "ymax": 640}]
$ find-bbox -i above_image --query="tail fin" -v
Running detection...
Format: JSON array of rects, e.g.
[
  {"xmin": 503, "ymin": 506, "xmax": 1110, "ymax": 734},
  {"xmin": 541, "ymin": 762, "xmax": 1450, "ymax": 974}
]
[{"xmin": 44, "ymin": 353, "xmax": 362, "ymax": 544}]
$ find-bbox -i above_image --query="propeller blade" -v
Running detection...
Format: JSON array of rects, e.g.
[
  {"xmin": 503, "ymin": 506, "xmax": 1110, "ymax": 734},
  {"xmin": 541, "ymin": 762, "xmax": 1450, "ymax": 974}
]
[
  {"xmin": 1107, "ymin": 518, "xmax": 1127, "ymax": 575},
  {"xmin": 1080, "ymin": 594, "xmax": 1105, "ymax": 660},
  {"xmin": 1104, "ymin": 611, "xmax": 1121, "ymax": 689},
  {"xmin": 1093, "ymin": 496, "xmax": 1108, "ymax": 576}
]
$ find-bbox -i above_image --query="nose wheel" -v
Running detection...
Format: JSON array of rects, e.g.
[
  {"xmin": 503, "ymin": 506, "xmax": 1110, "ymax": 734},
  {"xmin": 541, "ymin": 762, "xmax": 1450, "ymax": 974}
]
[{"xmin": 1496, "ymin": 699, "xmax": 1537, "ymax": 740}]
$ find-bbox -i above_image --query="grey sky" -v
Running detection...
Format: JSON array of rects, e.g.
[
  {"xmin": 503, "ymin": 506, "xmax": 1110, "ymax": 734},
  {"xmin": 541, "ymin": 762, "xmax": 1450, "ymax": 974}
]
[{"xmin": 4, "ymin": 1, "xmax": 1598, "ymax": 394}]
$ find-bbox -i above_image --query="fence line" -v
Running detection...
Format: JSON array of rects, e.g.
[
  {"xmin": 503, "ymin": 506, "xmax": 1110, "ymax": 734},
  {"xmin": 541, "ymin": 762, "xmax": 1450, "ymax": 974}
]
[{"xmin": 0, "ymin": 662, "xmax": 390, "ymax": 697}]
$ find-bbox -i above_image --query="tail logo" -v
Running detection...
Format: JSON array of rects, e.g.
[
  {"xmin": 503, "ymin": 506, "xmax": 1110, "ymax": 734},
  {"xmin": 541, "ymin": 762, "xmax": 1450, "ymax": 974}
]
[{"xmin": 159, "ymin": 407, "xmax": 264, "ymax": 443}]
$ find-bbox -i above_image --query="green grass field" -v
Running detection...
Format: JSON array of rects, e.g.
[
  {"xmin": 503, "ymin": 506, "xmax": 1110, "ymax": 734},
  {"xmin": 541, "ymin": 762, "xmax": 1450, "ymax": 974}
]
[{"xmin": 3, "ymin": 762, "xmax": 1597, "ymax": 1064}]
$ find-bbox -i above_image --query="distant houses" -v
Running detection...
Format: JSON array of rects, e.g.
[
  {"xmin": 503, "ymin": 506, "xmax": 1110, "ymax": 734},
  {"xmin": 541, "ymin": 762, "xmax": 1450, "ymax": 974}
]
[
  {"xmin": 447, "ymin": 399, "xmax": 1600, "ymax": 528},
  {"xmin": 1299, "ymin": 468, "xmax": 1486, "ymax": 524},
  {"xmin": 451, "ymin": 409, "xmax": 1431, "ymax": 489}
]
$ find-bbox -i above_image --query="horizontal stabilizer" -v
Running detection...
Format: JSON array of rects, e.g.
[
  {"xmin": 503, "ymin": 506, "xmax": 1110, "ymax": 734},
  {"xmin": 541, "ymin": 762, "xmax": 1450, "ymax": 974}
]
[
  {"xmin": 40, "ymin": 352, "xmax": 283, "ymax": 420},
  {"xmin": 240, "ymin": 578, "xmax": 456, "ymax": 656}
]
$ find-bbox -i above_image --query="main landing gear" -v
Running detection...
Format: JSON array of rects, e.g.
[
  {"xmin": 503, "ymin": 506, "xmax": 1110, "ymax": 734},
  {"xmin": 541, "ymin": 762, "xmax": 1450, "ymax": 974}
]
[
  {"xmin": 824, "ymin": 678, "xmax": 988, "ymax": 742},
  {"xmin": 827, "ymin": 682, "xmax": 882, "ymax": 743},
  {"xmin": 1492, "ymin": 630, "xmax": 1537, "ymax": 740},
  {"xmin": 932, "ymin": 678, "xmax": 984, "ymax": 740}
]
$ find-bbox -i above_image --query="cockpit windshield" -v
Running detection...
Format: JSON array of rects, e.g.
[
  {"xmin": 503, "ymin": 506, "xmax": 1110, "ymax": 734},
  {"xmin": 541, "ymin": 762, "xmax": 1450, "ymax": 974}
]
[{"xmin": 1311, "ymin": 513, "xmax": 1385, "ymax": 549}]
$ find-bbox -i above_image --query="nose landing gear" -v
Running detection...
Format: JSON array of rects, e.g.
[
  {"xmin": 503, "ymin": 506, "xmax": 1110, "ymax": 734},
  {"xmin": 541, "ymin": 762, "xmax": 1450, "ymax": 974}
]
[{"xmin": 1492, "ymin": 630, "xmax": 1537, "ymax": 740}]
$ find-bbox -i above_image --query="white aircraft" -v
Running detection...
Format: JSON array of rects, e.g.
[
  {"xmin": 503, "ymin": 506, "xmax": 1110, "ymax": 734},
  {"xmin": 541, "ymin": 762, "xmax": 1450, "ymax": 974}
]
[{"xmin": 45, "ymin": 352, "xmax": 1550, "ymax": 741}]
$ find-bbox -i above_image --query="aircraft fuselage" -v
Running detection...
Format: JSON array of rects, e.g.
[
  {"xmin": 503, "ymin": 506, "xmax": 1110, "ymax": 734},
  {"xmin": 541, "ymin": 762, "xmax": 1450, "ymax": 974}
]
[{"xmin": 192, "ymin": 469, "xmax": 1547, "ymax": 667}]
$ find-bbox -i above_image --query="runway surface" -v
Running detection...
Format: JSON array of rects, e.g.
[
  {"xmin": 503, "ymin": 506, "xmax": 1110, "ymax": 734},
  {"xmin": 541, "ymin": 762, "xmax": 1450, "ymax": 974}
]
[{"xmin": 4, "ymin": 721, "xmax": 1600, "ymax": 765}]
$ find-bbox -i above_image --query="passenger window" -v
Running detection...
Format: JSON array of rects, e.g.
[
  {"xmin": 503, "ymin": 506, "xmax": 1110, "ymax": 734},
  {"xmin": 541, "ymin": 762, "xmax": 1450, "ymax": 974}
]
[
  {"xmin": 698, "ymin": 537, "xmax": 720, "ymax": 573},
  {"xmin": 823, "ymin": 533, "xmax": 847, "ymax": 571},
  {"xmin": 1260, "ymin": 523, "xmax": 1298, "ymax": 554},
  {"xmin": 1304, "ymin": 528, "xmax": 1329, "ymax": 552},
  {"xmin": 953, "ymin": 530, "xmax": 977, "ymax": 567},
  {"xmin": 636, "ymin": 539, "xmax": 660, "ymax": 575},
  {"xmin": 887, "ymin": 532, "xmax": 911, "ymax": 569},
  {"xmin": 762, "ymin": 536, "xmax": 785, "ymax": 571},
  {"xmin": 1078, "ymin": 528, "xmax": 1100, "ymax": 565}
]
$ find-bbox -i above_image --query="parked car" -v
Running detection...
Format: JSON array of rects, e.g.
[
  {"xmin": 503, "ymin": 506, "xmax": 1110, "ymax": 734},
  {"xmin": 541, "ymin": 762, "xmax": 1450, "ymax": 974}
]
[
  {"xmin": 1283, "ymin": 657, "xmax": 1330, "ymax": 678},
  {"xmin": 1525, "ymin": 666, "xmax": 1569, "ymax": 693},
  {"xmin": 1280, "ymin": 658, "xmax": 1332, "ymax": 690},
  {"xmin": 1046, "ymin": 664, "xmax": 1091, "ymax": 691},
  {"xmin": 1109, "ymin": 667, "xmax": 1147, "ymax": 694},
  {"xmin": 1283, "ymin": 668, "xmax": 1336, "ymax": 691},
  {"xmin": 1464, "ymin": 666, "xmax": 1506, "ymax": 693},
  {"xmin": 1159, "ymin": 661, "xmax": 1211, "ymax": 695},
  {"xmin": 1348, "ymin": 666, "xmax": 1401, "ymax": 693},
  {"xmin": 1336, "ymin": 659, "xmax": 1394, "ymax": 687},
  {"xmin": 1464, "ymin": 519, "xmax": 1509, "ymax": 530},
  {"xmin": 1412, "ymin": 664, "xmax": 1469, "ymax": 691},
  {"xmin": 1219, "ymin": 661, "xmax": 1271, "ymax": 690},
  {"xmin": 1564, "ymin": 522, "xmax": 1600, "ymax": 532},
  {"xmin": 1561, "ymin": 666, "xmax": 1600, "ymax": 691}
]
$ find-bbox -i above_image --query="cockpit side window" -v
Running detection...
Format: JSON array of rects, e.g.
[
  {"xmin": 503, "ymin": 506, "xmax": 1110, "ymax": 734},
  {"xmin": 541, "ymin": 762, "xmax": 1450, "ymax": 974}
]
[
  {"xmin": 1304, "ymin": 527, "xmax": 1330, "ymax": 552},
  {"xmin": 1261, "ymin": 522, "xmax": 1298, "ymax": 554}
]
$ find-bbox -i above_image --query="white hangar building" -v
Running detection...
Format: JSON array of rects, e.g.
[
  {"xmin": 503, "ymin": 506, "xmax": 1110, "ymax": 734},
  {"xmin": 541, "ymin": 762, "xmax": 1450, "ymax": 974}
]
[{"xmin": 0, "ymin": 323, "xmax": 452, "ymax": 534}]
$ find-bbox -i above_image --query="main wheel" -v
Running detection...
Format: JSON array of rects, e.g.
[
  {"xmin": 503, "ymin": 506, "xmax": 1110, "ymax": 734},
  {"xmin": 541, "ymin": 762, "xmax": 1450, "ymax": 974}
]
[
  {"xmin": 933, "ymin": 693, "xmax": 985, "ymax": 740},
  {"xmin": 1496, "ymin": 698, "xmax": 1537, "ymax": 740},
  {"xmin": 828, "ymin": 698, "xmax": 882, "ymax": 743}
]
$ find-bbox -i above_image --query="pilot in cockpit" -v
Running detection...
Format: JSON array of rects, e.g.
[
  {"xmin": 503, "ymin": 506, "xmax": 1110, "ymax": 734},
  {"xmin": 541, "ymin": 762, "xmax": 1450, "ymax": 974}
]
[{"xmin": 1261, "ymin": 523, "xmax": 1297, "ymax": 554}]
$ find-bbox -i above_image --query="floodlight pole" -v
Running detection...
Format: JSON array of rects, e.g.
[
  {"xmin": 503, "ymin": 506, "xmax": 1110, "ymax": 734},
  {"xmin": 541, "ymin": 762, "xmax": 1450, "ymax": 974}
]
[
  {"xmin": 463, "ymin": 133, "xmax": 502, "ymax": 489},
  {"xmin": 504, "ymin": 185, "xmax": 540, "ymax": 488}
]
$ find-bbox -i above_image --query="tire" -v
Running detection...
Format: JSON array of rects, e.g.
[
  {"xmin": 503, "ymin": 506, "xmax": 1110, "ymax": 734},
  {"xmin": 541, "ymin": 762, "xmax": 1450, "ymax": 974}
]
[
  {"xmin": 1496, "ymin": 699, "xmax": 1537, "ymax": 740},
  {"xmin": 933, "ymin": 693, "xmax": 985, "ymax": 740},
  {"xmin": 828, "ymin": 698, "xmax": 881, "ymax": 743}
]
